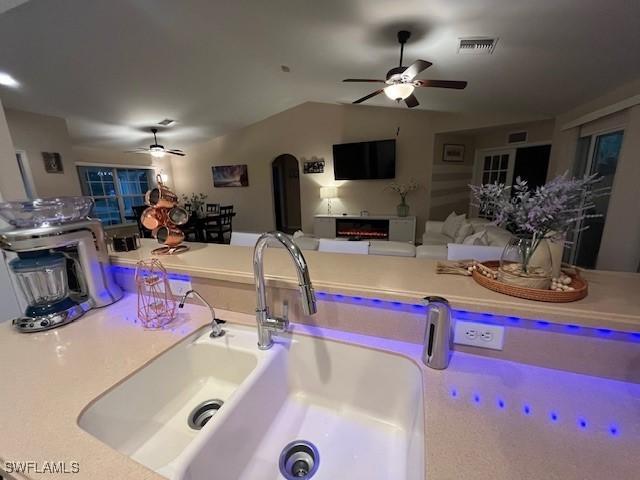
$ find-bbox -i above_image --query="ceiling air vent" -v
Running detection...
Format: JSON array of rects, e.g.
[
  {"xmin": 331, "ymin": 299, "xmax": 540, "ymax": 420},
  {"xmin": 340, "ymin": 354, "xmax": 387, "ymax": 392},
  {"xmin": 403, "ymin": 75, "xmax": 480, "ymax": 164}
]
[
  {"xmin": 457, "ymin": 37, "xmax": 498, "ymax": 54},
  {"xmin": 508, "ymin": 131, "xmax": 528, "ymax": 144},
  {"xmin": 158, "ymin": 118, "xmax": 175, "ymax": 126}
]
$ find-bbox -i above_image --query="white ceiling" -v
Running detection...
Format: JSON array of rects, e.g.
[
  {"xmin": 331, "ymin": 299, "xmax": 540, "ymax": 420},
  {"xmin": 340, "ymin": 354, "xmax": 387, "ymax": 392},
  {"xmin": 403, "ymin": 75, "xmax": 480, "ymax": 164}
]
[{"xmin": 0, "ymin": 0, "xmax": 638, "ymax": 150}]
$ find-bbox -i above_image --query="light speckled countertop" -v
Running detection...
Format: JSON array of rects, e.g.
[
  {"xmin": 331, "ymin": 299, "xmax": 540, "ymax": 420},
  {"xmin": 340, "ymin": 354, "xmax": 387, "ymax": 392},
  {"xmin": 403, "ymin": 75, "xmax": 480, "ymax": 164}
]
[
  {"xmin": 110, "ymin": 240, "xmax": 640, "ymax": 331},
  {"xmin": 1, "ymin": 295, "xmax": 638, "ymax": 480}
]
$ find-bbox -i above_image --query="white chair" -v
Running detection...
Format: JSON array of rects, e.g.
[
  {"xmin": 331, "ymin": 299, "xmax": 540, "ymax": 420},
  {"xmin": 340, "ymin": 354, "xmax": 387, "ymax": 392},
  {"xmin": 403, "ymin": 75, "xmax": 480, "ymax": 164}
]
[
  {"xmin": 318, "ymin": 238, "xmax": 369, "ymax": 255},
  {"xmin": 230, "ymin": 232, "xmax": 261, "ymax": 247}
]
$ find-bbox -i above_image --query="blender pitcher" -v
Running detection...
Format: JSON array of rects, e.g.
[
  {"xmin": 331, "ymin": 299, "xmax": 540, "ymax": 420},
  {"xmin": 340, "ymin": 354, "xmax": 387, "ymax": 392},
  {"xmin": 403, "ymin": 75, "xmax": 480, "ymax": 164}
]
[{"xmin": 9, "ymin": 251, "xmax": 80, "ymax": 322}]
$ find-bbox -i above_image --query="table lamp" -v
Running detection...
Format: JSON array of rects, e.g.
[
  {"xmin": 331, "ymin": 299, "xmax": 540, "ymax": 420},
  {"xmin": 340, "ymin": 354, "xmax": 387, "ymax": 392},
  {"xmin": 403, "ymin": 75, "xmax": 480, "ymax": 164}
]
[{"xmin": 320, "ymin": 186, "xmax": 338, "ymax": 214}]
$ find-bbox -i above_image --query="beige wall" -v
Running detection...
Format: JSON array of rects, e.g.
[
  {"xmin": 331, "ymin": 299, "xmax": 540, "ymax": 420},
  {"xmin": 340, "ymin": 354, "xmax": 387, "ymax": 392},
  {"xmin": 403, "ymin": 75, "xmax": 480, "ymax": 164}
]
[
  {"xmin": 3, "ymin": 108, "xmax": 174, "ymax": 202},
  {"xmin": 596, "ymin": 105, "xmax": 640, "ymax": 272},
  {"xmin": 0, "ymin": 101, "xmax": 25, "ymax": 201},
  {"xmin": 5, "ymin": 108, "xmax": 81, "ymax": 198},
  {"xmin": 546, "ymin": 77, "xmax": 640, "ymax": 272},
  {"xmin": 73, "ymin": 146, "xmax": 174, "ymax": 184},
  {"xmin": 473, "ymin": 119, "xmax": 555, "ymax": 150},
  {"xmin": 428, "ymin": 119, "xmax": 555, "ymax": 220},
  {"xmin": 548, "ymin": 77, "xmax": 640, "ymax": 177},
  {"xmin": 429, "ymin": 133, "xmax": 475, "ymax": 220},
  {"xmin": 171, "ymin": 101, "xmax": 544, "ymax": 239}
]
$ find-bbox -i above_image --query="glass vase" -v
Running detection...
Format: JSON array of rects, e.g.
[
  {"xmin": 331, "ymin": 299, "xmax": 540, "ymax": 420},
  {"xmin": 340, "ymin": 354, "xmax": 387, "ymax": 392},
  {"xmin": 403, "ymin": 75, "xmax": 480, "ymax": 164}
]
[
  {"xmin": 396, "ymin": 199, "xmax": 410, "ymax": 217},
  {"xmin": 498, "ymin": 236, "xmax": 552, "ymax": 290}
]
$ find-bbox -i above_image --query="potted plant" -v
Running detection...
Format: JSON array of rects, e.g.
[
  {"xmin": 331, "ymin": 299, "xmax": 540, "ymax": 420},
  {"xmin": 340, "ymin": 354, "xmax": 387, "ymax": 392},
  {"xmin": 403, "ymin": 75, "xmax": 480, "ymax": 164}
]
[
  {"xmin": 182, "ymin": 193, "xmax": 208, "ymax": 218},
  {"xmin": 385, "ymin": 180, "xmax": 420, "ymax": 217},
  {"xmin": 470, "ymin": 173, "xmax": 605, "ymax": 289}
]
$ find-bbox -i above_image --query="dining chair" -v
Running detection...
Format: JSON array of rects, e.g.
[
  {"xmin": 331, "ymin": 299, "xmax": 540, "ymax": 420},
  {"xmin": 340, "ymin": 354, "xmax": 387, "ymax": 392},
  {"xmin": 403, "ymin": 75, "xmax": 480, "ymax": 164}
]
[
  {"xmin": 206, "ymin": 203, "xmax": 220, "ymax": 214},
  {"xmin": 180, "ymin": 212, "xmax": 201, "ymax": 242},
  {"xmin": 131, "ymin": 205, "xmax": 153, "ymax": 238},
  {"xmin": 205, "ymin": 205, "xmax": 234, "ymax": 244}
]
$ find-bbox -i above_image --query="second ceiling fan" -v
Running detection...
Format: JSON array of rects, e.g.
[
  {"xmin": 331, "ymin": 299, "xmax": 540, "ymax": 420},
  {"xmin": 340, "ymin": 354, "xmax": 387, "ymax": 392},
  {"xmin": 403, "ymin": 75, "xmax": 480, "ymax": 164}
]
[{"xmin": 344, "ymin": 30, "xmax": 467, "ymax": 108}]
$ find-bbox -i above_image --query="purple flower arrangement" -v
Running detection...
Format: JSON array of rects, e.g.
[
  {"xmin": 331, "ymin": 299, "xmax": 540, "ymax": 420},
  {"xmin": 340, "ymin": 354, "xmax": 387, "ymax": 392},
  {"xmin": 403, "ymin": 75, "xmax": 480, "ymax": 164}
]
[{"xmin": 471, "ymin": 172, "xmax": 606, "ymax": 273}]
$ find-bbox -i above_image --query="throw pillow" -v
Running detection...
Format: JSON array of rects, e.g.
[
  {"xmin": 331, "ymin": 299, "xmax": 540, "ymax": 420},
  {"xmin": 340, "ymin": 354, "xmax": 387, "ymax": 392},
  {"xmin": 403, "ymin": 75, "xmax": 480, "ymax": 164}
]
[
  {"xmin": 485, "ymin": 226, "xmax": 513, "ymax": 247},
  {"xmin": 442, "ymin": 212, "xmax": 466, "ymax": 240},
  {"xmin": 454, "ymin": 221, "xmax": 473, "ymax": 244},
  {"xmin": 463, "ymin": 230, "xmax": 489, "ymax": 246}
]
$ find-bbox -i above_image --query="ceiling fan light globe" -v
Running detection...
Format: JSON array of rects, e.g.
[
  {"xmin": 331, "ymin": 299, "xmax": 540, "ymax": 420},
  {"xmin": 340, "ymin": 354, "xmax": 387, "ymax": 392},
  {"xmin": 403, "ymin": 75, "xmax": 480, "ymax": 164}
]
[
  {"xmin": 150, "ymin": 146, "xmax": 165, "ymax": 158},
  {"xmin": 384, "ymin": 83, "xmax": 414, "ymax": 101}
]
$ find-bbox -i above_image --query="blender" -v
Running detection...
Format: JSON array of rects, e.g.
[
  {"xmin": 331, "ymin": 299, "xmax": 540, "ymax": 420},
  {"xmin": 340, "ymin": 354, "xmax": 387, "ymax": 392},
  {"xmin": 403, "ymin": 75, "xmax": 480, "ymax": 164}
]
[{"xmin": 0, "ymin": 196, "xmax": 123, "ymax": 332}]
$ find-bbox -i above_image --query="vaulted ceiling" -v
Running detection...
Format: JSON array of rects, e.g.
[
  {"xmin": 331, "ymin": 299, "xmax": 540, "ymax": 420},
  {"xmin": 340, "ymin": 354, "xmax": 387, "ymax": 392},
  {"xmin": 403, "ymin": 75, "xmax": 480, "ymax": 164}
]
[{"xmin": 0, "ymin": 0, "xmax": 638, "ymax": 149}]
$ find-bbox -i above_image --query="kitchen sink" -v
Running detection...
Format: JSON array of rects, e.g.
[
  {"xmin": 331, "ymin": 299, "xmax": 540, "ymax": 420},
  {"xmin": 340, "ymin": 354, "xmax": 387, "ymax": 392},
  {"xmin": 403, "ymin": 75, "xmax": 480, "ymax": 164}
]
[
  {"xmin": 78, "ymin": 324, "xmax": 266, "ymax": 477},
  {"xmin": 79, "ymin": 324, "xmax": 425, "ymax": 480},
  {"xmin": 174, "ymin": 329, "xmax": 425, "ymax": 480}
]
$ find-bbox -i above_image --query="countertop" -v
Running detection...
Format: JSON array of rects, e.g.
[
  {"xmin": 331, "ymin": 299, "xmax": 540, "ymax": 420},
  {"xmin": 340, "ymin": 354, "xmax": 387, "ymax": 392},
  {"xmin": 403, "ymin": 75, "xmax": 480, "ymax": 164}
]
[
  {"xmin": 110, "ymin": 240, "xmax": 640, "ymax": 331},
  {"xmin": 0, "ymin": 295, "xmax": 638, "ymax": 480}
]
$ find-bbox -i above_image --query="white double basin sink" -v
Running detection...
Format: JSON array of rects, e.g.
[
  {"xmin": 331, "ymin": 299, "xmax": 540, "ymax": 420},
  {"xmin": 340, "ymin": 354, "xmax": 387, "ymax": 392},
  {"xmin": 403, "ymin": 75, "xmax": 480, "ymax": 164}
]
[{"xmin": 79, "ymin": 324, "xmax": 425, "ymax": 480}]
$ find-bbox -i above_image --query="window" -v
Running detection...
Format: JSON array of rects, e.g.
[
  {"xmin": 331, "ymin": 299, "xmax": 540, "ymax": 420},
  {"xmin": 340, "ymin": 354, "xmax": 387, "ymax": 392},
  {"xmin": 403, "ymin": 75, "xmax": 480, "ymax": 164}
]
[{"xmin": 77, "ymin": 166, "xmax": 154, "ymax": 226}]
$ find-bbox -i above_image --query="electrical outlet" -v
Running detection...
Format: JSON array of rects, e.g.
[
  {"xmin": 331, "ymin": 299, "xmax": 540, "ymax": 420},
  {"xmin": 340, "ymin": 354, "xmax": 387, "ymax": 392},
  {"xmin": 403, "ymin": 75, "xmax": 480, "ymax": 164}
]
[
  {"xmin": 454, "ymin": 320, "xmax": 505, "ymax": 350},
  {"xmin": 168, "ymin": 277, "xmax": 192, "ymax": 297}
]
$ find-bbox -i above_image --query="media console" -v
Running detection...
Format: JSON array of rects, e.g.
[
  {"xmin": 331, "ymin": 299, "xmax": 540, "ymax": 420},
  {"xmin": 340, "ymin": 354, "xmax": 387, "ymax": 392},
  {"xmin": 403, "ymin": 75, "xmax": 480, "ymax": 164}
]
[{"xmin": 313, "ymin": 214, "xmax": 416, "ymax": 244}]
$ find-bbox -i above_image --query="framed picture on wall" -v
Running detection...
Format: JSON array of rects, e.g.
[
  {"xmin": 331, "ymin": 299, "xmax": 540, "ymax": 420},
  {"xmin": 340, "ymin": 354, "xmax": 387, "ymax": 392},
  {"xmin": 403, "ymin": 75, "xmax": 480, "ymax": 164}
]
[
  {"xmin": 442, "ymin": 144, "xmax": 465, "ymax": 163},
  {"xmin": 42, "ymin": 152, "xmax": 64, "ymax": 173},
  {"xmin": 212, "ymin": 164, "xmax": 249, "ymax": 187},
  {"xmin": 303, "ymin": 160, "xmax": 325, "ymax": 174}
]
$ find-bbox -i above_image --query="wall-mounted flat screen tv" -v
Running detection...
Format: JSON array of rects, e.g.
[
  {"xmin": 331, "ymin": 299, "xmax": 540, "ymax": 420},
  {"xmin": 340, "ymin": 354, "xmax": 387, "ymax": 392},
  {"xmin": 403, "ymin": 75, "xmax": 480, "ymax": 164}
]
[{"xmin": 333, "ymin": 139, "xmax": 396, "ymax": 180}]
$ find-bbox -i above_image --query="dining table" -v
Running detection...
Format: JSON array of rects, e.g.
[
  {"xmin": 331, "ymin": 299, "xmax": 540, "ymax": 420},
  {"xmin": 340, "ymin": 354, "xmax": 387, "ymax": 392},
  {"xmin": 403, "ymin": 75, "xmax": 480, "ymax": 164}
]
[{"xmin": 184, "ymin": 212, "xmax": 236, "ymax": 243}]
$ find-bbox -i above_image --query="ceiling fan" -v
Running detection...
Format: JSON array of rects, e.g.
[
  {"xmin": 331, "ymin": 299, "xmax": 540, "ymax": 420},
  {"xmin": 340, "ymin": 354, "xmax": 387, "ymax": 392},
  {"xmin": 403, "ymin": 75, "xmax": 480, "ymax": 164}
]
[
  {"xmin": 343, "ymin": 30, "xmax": 468, "ymax": 108},
  {"xmin": 126, "ymin": 128, "xmax": 185, "ymax": 157}
]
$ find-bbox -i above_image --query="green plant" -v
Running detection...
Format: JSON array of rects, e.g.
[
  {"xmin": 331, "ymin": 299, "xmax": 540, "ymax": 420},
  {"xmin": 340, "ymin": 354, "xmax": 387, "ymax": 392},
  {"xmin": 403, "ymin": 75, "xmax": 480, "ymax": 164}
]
[{"xmin": 182, "ymin": 192, "xmax": 208, "ymax": 212}]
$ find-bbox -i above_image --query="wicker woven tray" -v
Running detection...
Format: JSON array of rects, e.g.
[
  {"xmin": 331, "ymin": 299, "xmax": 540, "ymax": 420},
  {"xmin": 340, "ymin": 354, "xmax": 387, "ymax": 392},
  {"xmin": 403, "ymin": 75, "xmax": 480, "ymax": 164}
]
[{"xmin": 472, "ymin": 261, "xmax": 588, "ymax": 303}]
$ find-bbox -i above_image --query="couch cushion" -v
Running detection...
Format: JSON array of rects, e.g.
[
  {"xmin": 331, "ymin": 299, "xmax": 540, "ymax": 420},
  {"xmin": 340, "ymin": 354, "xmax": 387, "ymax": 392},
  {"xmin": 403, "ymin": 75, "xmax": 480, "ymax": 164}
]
[
  {"xmin": 454, "ymin": 221, "xmax": 473, "ymax": 243},
  {"xmin": 463, "ymin": 230, "xmax": 489, "ymax": 246},
  {"xmin": 447, "ymin": 244, "xmax": 504, "ymax": 261},
  {"xmin": 318, "ymin": 238, "xmax": 369, "ymax": 255},
  {"xmin": 469, "ymin": 218, "xmax": 491, "ymax": 233},
  {"xmin": 442, "ymin": 212, "xmax": 466, "ymax": 239},
  {"xmin": 485, "ymin": 226, "xmax": 513, "ymax": 247},
  {"xmin": 294, "ymin": 237, "xmax": 319, "ymax": 250},
  {"xmin": 369, "ymin": 241, "xmax": 416, "ymax": 257},
  {"xmin": 416, "ymin": 244, "xmax": 447, "ymax": 260},
  {"xmin": 422, "ymin": 231, "xmax": 451, "ymax": 246}
]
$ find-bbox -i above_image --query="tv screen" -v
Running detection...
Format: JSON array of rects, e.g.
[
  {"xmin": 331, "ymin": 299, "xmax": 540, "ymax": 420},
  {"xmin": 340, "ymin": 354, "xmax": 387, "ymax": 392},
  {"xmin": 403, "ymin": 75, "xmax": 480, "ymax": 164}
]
[{"xmin": 333, "ymin": 139, "xmax": 396, "ymax": 180}]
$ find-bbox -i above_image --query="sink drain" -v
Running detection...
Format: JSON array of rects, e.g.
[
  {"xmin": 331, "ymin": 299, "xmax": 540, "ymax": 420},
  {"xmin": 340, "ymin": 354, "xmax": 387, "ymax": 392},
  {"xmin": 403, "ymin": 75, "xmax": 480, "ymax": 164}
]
[
  {"xmin": 188, "ymin": 399, "xmax": 224, "ymax": 430},
  {"xmin": 279, "ymin": 440, "xmax": 320, "ymax": 479}
]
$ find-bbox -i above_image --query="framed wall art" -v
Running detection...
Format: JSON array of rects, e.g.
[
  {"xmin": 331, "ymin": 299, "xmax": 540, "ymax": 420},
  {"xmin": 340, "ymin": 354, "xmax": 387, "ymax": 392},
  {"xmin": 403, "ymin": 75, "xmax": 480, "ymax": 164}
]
[{"xmin": 212, "ymin": 164, "xmax": 249, "ymax": 187}]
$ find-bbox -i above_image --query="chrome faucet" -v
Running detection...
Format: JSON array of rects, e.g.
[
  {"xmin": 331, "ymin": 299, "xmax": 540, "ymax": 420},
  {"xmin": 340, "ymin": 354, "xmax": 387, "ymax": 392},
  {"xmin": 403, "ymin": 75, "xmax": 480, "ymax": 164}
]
[
  {"xmin": 253, "ymin": 231, "xmax": 317, "ymax": 350},
  {"xmin": 178, "ymin": 289, "xmax": 225, "ymax": 338},
  {"xmin": 421, "ymin": 296, "xmax": 453, "ymax": 369}
]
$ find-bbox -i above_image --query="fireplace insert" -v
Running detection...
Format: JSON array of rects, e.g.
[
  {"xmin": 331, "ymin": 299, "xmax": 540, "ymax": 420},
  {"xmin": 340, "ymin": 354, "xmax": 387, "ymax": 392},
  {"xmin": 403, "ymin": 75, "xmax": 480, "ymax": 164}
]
[{"xmin": 336, "ymin": 218, "xmax": 389, "ymax": 240}]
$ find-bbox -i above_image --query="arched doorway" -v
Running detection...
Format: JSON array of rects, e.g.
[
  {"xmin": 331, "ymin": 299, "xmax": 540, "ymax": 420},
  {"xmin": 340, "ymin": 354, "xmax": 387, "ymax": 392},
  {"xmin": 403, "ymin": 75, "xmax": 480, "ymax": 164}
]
[{"xmin": 272, "ymin": 154, "xmax": 302, "ymax": 233}]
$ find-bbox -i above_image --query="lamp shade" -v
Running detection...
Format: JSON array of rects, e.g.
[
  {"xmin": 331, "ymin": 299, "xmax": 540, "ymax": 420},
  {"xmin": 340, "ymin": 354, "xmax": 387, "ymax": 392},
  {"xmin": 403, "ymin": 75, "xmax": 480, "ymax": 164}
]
[{"xmin": 320, "ymin": 186, "xmax": 338, "ymax": 199}]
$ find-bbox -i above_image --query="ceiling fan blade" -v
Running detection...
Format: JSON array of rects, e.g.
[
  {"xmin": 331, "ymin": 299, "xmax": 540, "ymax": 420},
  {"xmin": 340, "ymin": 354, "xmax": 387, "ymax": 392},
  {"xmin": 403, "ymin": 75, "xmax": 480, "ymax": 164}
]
[
  {"xmin": 401, "ymin": 60, "xmax": 432, "ymax": 80},
  {"xmin": 167, "ymin": 150, "xmax": 186, "ymax": 156},
  {"xmin": 343, "ymin": 78, "xmax": 386, "ymax": 83},
  {"xmin": 353, "ymin": 89, "xmax": 384, "ymax": 104},
  {"xmin": 125, "ymin": 149, "xmax": 151, "ymax": 154},
  {"xmin": 404, "ymin": 94, "xmax": 419, "ymax": 108},
  {"xmin": 415, "ymin": 79, "xmax": 468, "ymax": 89}
]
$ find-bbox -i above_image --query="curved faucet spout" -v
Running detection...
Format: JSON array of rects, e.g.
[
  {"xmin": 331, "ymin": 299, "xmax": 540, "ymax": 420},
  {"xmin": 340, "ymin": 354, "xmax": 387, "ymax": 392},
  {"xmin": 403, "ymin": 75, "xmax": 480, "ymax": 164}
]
[{"xmin": 253, "ymin": 231, "xmax": 317, "ymax": 349}]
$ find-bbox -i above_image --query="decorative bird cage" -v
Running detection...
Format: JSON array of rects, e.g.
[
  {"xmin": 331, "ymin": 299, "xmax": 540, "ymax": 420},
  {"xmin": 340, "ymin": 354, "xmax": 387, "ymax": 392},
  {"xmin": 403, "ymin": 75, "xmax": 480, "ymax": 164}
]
[{"xmin": 135, "ymin": 258, "xmax": 177, "ymax": 329}]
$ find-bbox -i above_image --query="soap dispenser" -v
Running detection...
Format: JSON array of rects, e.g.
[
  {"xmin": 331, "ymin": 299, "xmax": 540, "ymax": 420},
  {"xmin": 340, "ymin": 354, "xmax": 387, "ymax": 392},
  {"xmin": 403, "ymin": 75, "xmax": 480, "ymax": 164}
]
[{"xmin": 421, "ymin": 296, "xmax": 453, "ymax": 370}]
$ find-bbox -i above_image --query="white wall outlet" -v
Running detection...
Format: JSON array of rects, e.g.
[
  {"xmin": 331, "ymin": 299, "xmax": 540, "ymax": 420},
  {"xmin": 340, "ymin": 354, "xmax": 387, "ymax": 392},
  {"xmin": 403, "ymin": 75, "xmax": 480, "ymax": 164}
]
[
  {"xmin": 454, "ymin": 320, "xmax": 505, "ymax": 350},
  {"xmin": 168, "ymin": 277, "xmax": 193, "ymax": 297}
]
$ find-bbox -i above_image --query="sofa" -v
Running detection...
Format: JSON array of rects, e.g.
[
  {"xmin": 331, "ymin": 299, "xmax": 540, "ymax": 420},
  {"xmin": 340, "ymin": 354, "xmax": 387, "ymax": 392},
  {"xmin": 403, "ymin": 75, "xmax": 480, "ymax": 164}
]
[{"xmin": 416, "ymin": 213, "xmax": 512, "ymax": 261}]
